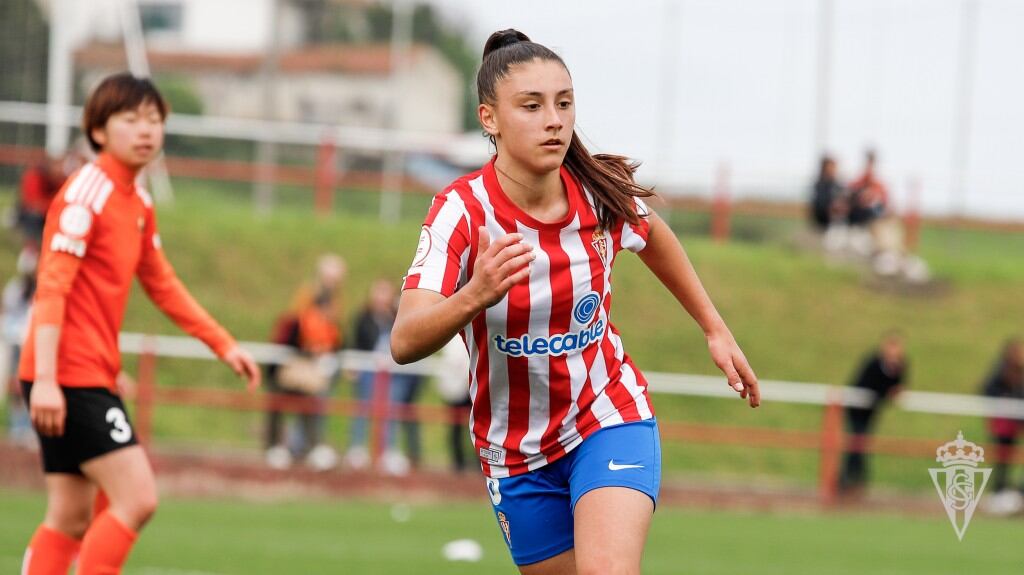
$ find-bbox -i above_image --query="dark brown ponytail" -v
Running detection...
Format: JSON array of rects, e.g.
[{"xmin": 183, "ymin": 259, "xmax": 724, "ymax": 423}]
[{"xmin": 478, "ymin": 29, "xmax": 653, "ymax": 231}]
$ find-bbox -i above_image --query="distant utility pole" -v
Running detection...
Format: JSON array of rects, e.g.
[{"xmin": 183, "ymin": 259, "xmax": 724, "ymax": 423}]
[
  {"xmin": 950, "ymin": 0, "xmax": 980, "ymax": 217},
  {"xmin": 655, "ymin": 0, "xmax": 679, "ymax": 188},
  {"xmin": 814, "ymin": 0, "xmax": 834, "ymax": 155},
  {"xmin": 45, "ymin": 0, "xmax": 72, "ymax": 157},
  {"xmin": 380, "ymin": 0, "xmax": 413, "ymax": 224},
  {"xmin": 118, "ymin": 0, "xmax": 174, "ymax": 203},
  {"xmin": 255, "ymin": 0, "xmax": 283, "ymax": 215}
]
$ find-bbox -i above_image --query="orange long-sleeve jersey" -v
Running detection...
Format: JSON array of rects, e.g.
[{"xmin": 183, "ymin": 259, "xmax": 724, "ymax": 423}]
[{"xmin": 19, "ymin": 153, "xmax": 236, "ymax": 391}]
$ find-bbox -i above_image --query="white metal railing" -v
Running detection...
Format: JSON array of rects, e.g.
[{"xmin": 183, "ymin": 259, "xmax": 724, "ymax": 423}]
[
  {"xmin": 118, "ymin": 332, "xmax": 1024, "ymax": 419},
  {"xmin": 0, "ymin": 100, "xmax": 479, "ymax": 160}
]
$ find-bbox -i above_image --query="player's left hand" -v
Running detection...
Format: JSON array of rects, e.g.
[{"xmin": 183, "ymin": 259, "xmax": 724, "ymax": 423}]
[
  {"xmin": 707, "ymin": 330, "xmax": 760, "ymax": 408},
  {"xmin": 223, "ymin": 346, "xmax": 261, "ymax": 392}
]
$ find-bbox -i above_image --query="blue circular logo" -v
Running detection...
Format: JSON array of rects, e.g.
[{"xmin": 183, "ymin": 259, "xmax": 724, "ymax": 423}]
[{"xmin": 573, "ymin": 292, "xmax": 601, "ymax": 325}]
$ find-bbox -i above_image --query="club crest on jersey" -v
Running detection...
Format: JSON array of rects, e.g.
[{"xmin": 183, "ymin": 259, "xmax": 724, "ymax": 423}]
[
  {"xmin": 497, "ymin": 512, "xmax": 511, "ymax": 545},
  {"xmin": 493, "ymin": 292, "xmax": 604, "ymax": 357},
  {"xmin": 591, "ymin": 229, "xmax": 609, "ymax": 266},
  {"xmin": 411, "ymin": 225, "xmax": 432, "ymax": 267}
]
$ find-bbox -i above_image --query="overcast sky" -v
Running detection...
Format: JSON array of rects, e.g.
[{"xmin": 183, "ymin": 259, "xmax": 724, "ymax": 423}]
[{"xmin": 426, "ymin": 0, "xmax": 1024, "ymax": 219}]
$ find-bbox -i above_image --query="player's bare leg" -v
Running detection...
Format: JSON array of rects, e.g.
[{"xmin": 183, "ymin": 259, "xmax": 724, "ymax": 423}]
[
  {"xmin": 22, "ymin": 474, "xmax": 93, "ymax": 575},
  {"xmin": 80, "ymin": 446, "xmax": 158, "ymax": 530},
  {"xmin": 573, "ymin": 487, "xmax": 653, "ymax": 575},
  {"xmin": 43, "ymin": 473, "xmax": 96, "ymax": 538},
  {"xmin": 519, "ymin": 549, "xmax": 576, "ymax": 575}
]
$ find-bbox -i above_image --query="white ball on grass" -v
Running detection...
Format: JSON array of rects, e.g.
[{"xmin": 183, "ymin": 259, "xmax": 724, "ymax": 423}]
[{"xmin": 442, "ymin": 539, "xmax": 483, "ymax": 562}]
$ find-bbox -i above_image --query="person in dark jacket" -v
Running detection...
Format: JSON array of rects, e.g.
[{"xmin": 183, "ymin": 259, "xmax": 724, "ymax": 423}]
[
  {"xmin": 809, "ymin": 155, "xmax": 847, "ymax": 230},
  {"xmin": 344, "ymin": 279, "xmax": 403, "ymax": 471},
  {"xmin": 839, "ymin": 331, "xmax": 908, "ymax": 494},
  {"xmin": 982, "ymin": 338, "xmax": 1024, "ymax": 493}
]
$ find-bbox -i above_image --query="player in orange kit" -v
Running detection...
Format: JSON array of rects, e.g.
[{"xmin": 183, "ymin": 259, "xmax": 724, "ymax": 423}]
[{"xmin": 19, "ymin": 73, "xmax": 260, "ymax": 575}]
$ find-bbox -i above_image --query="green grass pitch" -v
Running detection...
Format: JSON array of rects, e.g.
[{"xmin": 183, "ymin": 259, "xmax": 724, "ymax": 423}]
[{"xmin": 1, "ymin": 489, "xmax": 1021, "ymax": 574}]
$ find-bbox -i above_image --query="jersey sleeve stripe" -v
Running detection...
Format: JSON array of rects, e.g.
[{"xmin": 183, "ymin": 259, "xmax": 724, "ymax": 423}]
[
  {"xmin": 67, "ymin": 166, "xmax": 102, "ymax": 206},
  {"xmin": 620, "ymin": 197, "xmax": 651, "ymax": 253},
  {"xmin": 63, "ymin": 165, "xmax": 95, "ymax": 203},
  {"xmin": 78, "ymin": 169, "xmax": 106, "ymax": 207},
  {"xmin": 91, "ymin": 181, "xmax": 115, "ymax": 214},
  {"xmin": 411, "ymin": 191, "xmax": 470, "ymax": 294}
]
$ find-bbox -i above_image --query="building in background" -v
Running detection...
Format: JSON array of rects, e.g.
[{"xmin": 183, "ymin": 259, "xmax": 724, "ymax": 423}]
[
  {"xmin": 74, "ymin": 41, "xmax": 463, "ymax": 133},
  {"xmin": 38, "ymin": 0, "xmax": 463, "ymax": 134}
]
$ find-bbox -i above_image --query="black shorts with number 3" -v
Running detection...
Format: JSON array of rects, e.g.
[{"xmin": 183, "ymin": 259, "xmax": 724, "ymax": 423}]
[{"xmin": 21, "ymin": 381, "xmax": 138, "ymax": 475}]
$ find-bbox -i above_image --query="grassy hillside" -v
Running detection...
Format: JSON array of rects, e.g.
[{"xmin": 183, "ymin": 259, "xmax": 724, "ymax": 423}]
[{"xmin": 2, "ymin": 183, "xmax": 1022, "ymax": 489}]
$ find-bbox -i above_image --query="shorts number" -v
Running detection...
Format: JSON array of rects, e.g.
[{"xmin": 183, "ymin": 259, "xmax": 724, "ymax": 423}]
[{"xmin": 105, "ymin": 407, "xmax": 133, "ymax": 444}]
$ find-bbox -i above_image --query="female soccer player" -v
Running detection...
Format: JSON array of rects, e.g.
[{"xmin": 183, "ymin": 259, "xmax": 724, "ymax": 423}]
[
  {"xmin": 20, "ymin": 73, "xmax": 260, "ymax": 575},
  {"xmin": 392, "ymin": 30, "xmax": 760, "ymax": 574}
]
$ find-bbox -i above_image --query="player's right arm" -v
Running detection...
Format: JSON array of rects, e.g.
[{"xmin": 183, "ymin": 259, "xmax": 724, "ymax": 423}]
[
  {"xmin": 30, "ymin": 192, "xmax": 94, "ymax": 436},
  {"xmin": 392, "ymin": 227, "xmax": 533, "ymax": 365}
]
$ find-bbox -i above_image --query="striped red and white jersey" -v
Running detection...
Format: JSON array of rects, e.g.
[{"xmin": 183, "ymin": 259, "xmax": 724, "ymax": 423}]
[{"xmin": 403, "ymin": 159, "xmax": 654, "ymax": 478}]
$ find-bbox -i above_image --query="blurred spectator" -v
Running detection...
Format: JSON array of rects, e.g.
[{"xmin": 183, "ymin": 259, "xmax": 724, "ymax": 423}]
[
  {"xmin": 15, "ymin": 157, "xmax": 65, "ymax": 246},
  {"xmin": 981, "ymin": 338, "xmax": 1024, "ymax": 494},
  {"xmin": 1, "ymin": 248, "xmax": 38, "ymax": 448},
  {"xmin": 436, "ymin": 336, "xmax": 472, "ymax": 472},
  {"xmin": 264, "ymin": 254, "xmax": 346, "ymax": 471},
  {"xmin": 809, "ymin": 155, "xmax": 847, "ymax": 231},
  {"xmin": 846, "ymin": 149, "xmax": 889, "ymax": 226},
  {"xmin": 839, "ymin": 331, "xmax": 908, "ymax": 495},
  {"xmin": 388, "ymin": 359, "xmax": 425, "ymax": 472},
  {"xmin": 345, "ymin": 278, "xmax": 419, "ymax": 475}
]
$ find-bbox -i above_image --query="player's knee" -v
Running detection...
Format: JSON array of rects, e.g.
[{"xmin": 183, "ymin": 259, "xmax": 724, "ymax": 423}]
[
  {"xmin": 133, "ymin": 490, "xmax": 159, "ymax": 526},
  {"xmin": 45, "ymin": 507, "xmax": 91, "ymax": 539},
  {"xmin": 116, "ymin": 489, "xmax": 159, "ymax": 528}
]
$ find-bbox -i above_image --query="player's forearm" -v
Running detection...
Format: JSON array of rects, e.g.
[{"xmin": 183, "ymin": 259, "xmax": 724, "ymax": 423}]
[
  {"xmin": 139, "ymin": 257, "xmax": 235, "ymax": 357},
  {"xmin": 638, "ymin": 214, "xmax": 729, "ymax": 337},
  {"xmin": 151, "ymin": 283, "xmax": 236, "ymax": 358},
  {"xmin": 391, "ymin": 288, "xmax": 483, "ymax": 365},
  {"xmin": 33, "ymin": 325, "xmax": 61, "ymax": 385}
]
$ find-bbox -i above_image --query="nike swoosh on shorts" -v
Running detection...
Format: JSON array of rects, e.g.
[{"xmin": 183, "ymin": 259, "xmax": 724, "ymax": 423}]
[{"xmin": 608, "ymin": 460, "xmax": 645, "ymax": 471}]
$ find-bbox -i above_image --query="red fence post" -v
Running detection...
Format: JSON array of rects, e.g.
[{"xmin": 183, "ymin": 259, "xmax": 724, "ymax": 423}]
[
  {"xmin": 904, "ymin": 176, "xmax": 922, "ymax": 253},
  {"xmin": 315, "ymin": 132, "xmax": 336, "ymax": 215},
  {"xmin": 711, "ymin": 162, "xmax": 731, "ymax": 243},
  {"xmin": 818, "ymin": 388, "xmax": 844, "ymax": 506},
  {"xmin": 369, "ymin": 363, "xmax": 390, "ymax": 467},
  {"xmin": 135, "ymin": 336, "xmax": 157, "ymax": 446}
]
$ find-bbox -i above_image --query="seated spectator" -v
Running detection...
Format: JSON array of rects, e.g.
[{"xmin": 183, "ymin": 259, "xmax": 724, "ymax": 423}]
[
  {"xmin": 264, "ymin": 254, "xmax": 346, "ymax": 471},
  {"xmin": 982, "ymin": 338, "xmax": 1024, "ymax": 494},
  {"xmin": 809, "ymin": 155, "xmax": 847, "ymax": 231},
  {"xmin": 847, "ymin": 149, "xmax": 889, "ymax": 226}
]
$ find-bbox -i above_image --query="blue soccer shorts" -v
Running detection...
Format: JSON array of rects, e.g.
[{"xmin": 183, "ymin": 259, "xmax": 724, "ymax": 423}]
[{"xmin": 484, "ymin": 418, "xmax": 661, "ymax": 566}]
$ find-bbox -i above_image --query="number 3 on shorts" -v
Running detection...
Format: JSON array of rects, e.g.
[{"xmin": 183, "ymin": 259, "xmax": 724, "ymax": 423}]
[{"xmin": 106, "ymin": 407, "xmax": 133, "ymax": 443}]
